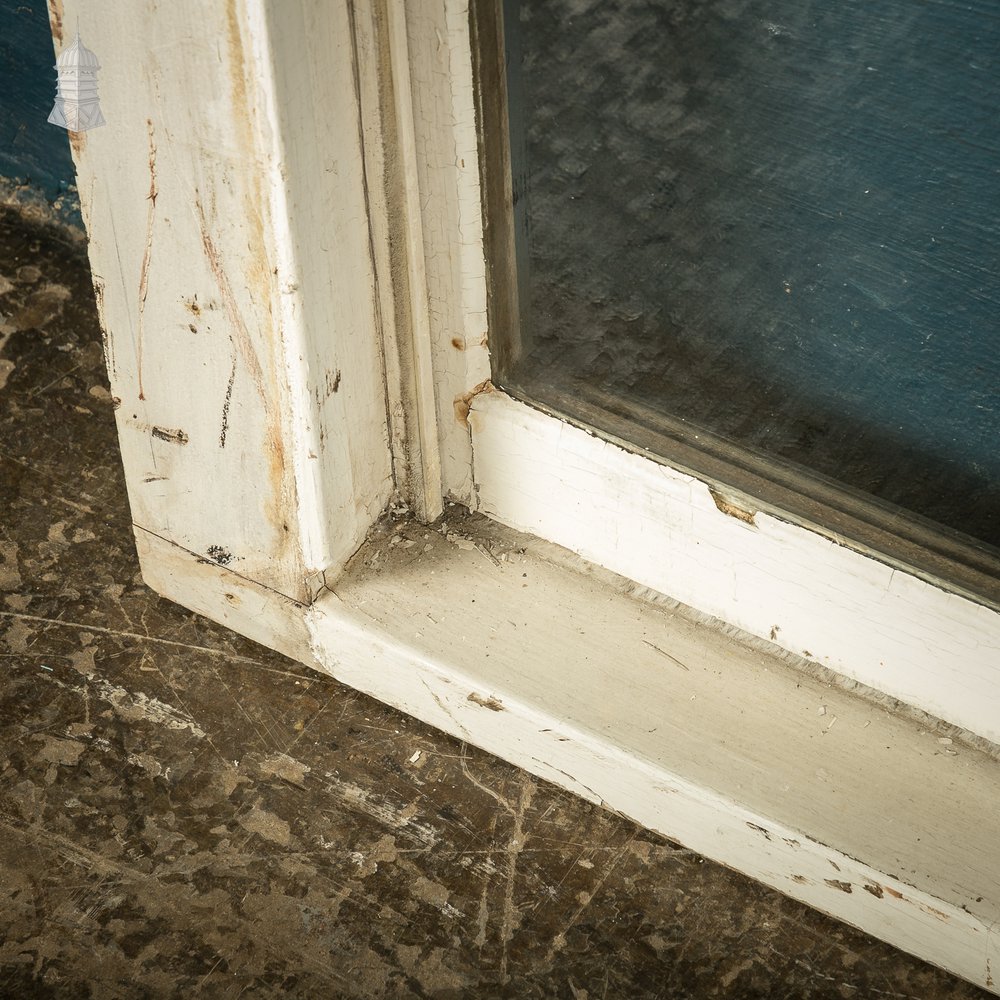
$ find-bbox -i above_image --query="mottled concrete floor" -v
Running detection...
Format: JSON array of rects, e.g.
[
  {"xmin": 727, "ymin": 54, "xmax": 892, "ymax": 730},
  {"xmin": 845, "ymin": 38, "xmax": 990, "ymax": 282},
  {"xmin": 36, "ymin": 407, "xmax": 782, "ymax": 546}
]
[{"xmin": 0, "ymin": 207, "xmax": 990, "ymax": 999}]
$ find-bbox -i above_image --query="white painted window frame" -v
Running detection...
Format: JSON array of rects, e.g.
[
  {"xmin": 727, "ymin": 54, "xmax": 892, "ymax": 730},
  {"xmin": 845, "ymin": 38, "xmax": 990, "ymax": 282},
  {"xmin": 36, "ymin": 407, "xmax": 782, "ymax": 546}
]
[{"xmin": 60, "ymin": 0, "xmax": 999, "ymax": 992}]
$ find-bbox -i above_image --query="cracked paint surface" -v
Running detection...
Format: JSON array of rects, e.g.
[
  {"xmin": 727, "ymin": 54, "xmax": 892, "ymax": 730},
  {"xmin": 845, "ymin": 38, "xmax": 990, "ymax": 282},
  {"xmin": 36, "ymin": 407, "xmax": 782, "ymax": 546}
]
[{"xmin": 0, "ymin": 206, "xmax": 991, "ymax": 998}]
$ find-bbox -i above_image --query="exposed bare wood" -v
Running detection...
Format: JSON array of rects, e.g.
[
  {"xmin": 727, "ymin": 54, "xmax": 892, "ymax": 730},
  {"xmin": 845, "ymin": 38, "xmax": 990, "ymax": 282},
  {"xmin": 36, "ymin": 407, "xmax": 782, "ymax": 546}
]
[{"xmin": 64, "ymin": 0, "xmax": 393, "ymax": 600}]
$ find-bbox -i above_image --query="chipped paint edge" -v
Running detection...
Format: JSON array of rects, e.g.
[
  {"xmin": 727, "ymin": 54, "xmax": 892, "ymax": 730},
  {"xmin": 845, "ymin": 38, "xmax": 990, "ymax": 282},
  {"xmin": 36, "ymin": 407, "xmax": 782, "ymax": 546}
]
[
  {"xmin": 469, "ymin": 389, "xmax": 1000, "ymax": 747},
  {"xmin": 134, "ymin": 524, "xmax": 1000, "ymax": 996},
  {"xmin": 404, "ymin": 1, "xmax": 1000, "ymax": 747}
]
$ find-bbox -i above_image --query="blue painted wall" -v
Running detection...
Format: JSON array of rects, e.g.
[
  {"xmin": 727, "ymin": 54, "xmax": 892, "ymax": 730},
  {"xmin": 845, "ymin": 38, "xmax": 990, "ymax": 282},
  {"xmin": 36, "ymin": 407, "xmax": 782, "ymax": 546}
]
[{"xmin": 0, "ymin": 0, "xmax": 79, "ymax": 222}]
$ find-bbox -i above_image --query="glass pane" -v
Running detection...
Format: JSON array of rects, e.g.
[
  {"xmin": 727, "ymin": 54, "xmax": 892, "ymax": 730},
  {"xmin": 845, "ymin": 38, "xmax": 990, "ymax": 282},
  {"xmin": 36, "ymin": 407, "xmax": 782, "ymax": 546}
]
[{"xmin": 495, "ymin": 0, "xmax": 1000, "ymax": 568}]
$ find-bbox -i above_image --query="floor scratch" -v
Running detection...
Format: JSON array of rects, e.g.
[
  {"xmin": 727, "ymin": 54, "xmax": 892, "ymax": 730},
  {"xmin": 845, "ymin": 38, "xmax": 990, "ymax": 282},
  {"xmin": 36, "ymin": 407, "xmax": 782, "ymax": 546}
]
[
  {"xmin": 499, "ymin": 777, "xmax": 535, "ymax": 984},
  {"xmin": 0, "ymin": 610, "xmax": 296, "ymax": 671},
  {"xmin": 460, "ymin": 744, "xmax": 511, "ymax": 814},
  {"xmin": 546, "ymin": 835, "xmax": 634, "ymax": 963}
]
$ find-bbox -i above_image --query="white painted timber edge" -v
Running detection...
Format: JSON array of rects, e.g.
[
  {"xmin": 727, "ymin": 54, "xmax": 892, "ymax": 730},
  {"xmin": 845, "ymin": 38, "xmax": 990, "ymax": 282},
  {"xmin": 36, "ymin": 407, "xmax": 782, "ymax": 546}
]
[
  {"xmin": 134, "ymin": 524, "xmax": 1000, "ymax": 995},
  {"xmin": 59, "ymin": 0, "xmax": 393, "ymax": 602},
  {"xmin": 469, "ymin": 389, "xmax": 1000, "ymax": 747},
  {"xmin": 404, "ymin": 0, "xmax": 492, "ymax": 504}
]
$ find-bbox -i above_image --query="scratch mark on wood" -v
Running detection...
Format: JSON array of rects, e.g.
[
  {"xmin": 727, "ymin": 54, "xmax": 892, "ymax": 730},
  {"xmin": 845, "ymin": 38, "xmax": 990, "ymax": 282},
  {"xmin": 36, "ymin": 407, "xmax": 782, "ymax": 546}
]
[
  {"xmin": 137, "ymin": 119, "xmax": 158, "ymax": 401},
  {"xmin": 537, "ymin": 760, "xmax": 602, "ymax": 804},
  {"xmin": 642, "ymin": 639, "xmax": 690, "ymax": 671},
  {"xmin": 104, "ymin": 205, "xmax": 140, "ymax": 399},
  {"xmin": 421, "ymin": 678, "xmax": 470, "ymax": 739},
  {"xmin": 194, "ymin": 196, "xmax": 265, "ymax": 397}
]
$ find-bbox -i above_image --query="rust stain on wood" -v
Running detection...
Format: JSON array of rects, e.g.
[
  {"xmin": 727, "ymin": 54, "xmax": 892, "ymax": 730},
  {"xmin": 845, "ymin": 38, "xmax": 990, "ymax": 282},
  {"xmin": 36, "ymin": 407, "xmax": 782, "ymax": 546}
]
[
  {"xmin": 68, "ymin": 130, "xmax": 86, "ymax": 157},
  {"xmin": 222, "ymin": 3, "xmax": 300, "ymax": 574},
  {"xmin": 195, "ymin": 196, "xmax": 292, "ymax": 552},
  {"xmin": 451, "ymin": 337, "xmax": 466, "ymax": 351},
  {"xmin": 917, "ymin": 901, "xmax": 952, "ymax": 922},
  {"xmin": 454, "ymin": 380, "xmax": 494, "ymax": 425},
  {"xmin": 194, "ymin": 200, "xmax": 264, "ymax": 395}
]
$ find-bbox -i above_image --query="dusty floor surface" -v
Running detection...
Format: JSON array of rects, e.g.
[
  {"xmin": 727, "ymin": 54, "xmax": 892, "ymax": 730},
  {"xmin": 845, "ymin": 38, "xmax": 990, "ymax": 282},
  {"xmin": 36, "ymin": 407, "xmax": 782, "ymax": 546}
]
[{"xmin": 0, "ymin": 208, "xmax": 991, "ymax": 999}]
